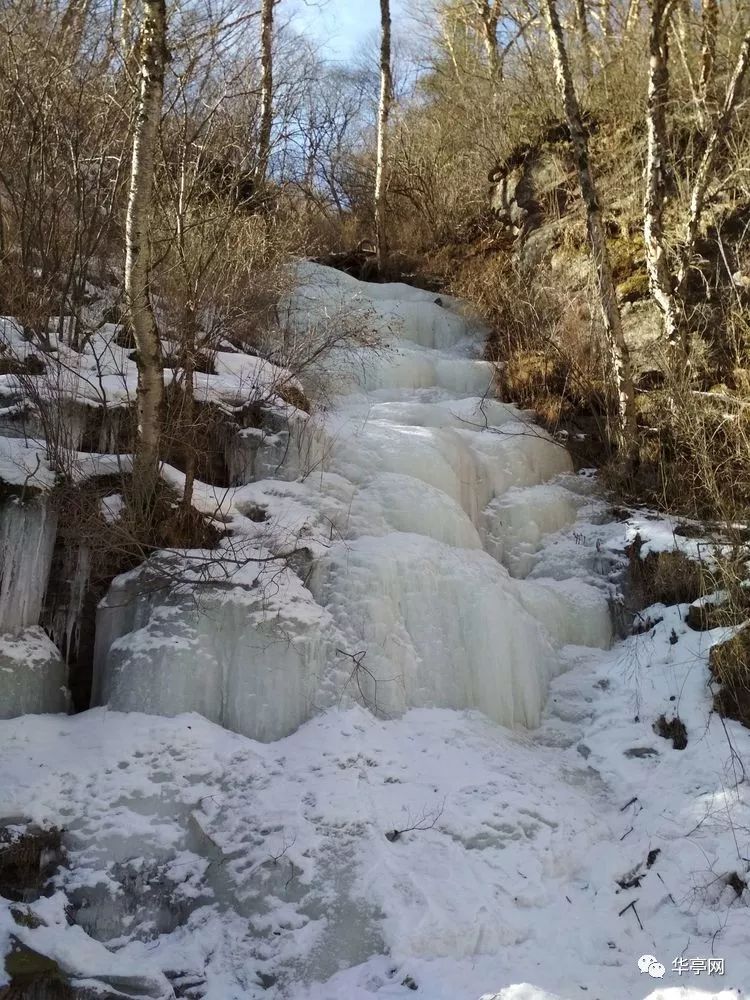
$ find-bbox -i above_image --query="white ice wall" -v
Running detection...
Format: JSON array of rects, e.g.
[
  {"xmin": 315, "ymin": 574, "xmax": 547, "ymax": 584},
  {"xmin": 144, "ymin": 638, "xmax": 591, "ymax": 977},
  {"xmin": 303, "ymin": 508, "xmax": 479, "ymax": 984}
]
[
  {"xmin": 93, "ymin": 263, "xmax": 611, "ymax": 741},
  {"xmin": 0, "ymin": 497, "xmax": 70, "ymax": 717},
  {"xmin": 0, "ymin": 627, "xmax": 68, "ymax": 718},
  {"xmin": 93, "ymin": 561, "xmax": 334, "ymax": 742},
  {"xmin": 0, "ymin": 497, "xmax": 57, "ymax": 633}
]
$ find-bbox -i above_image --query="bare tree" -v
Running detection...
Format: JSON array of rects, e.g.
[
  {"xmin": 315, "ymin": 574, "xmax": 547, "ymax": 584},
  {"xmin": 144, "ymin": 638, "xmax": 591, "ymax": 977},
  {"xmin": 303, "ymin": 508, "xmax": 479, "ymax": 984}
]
[
  {"xmin": 0, "ymin": 2, "xmax": 128, "ymax": 344},
  {"xmin": 574, "ymin": 0, "xmax": 594, "ymax": 78},
  {"xmin": 375, "ymin": 0, "xmax": 393, "ymax": 275},
  {"xmin": 60, "ymin": 0, "xmax": 91, "ymax": 53},
  {"xmin": 678, "ymin": 25, "xmax": 750, "ymax": 299},
  {"xmin": 473, "ymin": 0, "xmax": 502, "ymax": 82},
  {"xmin": 257, "ymin": 0, "xmax": 276, "ymax": 184},
  {"xmin": 124, "ymin": 0, "xmax": 169, "ymax": 497},
  {"xmin": 643, "ymin": 0, "xmax": 682, "ymax": 353},
  {"xmin": 698, "ymin": 0, "xmax": 719, "ymax": 106},
  {"xmin": 120, "ymin": 0, "xmax": 136, "ymax": 58},
  {"xmin": 542, "ymin": 0, "xmax": 638, "ymax": 457},
  {"xmin": 644, "ymin": 2, "xmax": 750, "ymax": 357}
]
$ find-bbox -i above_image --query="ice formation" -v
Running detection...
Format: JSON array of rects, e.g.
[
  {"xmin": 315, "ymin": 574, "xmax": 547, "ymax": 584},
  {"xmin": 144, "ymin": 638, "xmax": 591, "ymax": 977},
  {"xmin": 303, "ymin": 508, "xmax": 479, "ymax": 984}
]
[
  {"xmin": 0, "ymin": 497, "xmax": 57, "ymax": 633},
  {"xmin": 0, "ymin": 627, "xmax": 68, "ymax": 718},
  {"xmin": 94, "ymin": 263, "xmax": 611, "ymax": 737},
  {"xmin": 92, "ymin": 555, "xmax": 333, "ymax": 743},
  {"xmin": 0, "ymin": 497, "xmax": 67, "ymax": 716}
]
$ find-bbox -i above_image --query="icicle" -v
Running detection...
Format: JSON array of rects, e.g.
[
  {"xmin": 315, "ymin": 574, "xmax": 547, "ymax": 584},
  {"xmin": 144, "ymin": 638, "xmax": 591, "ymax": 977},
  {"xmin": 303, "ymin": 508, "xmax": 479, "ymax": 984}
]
[{"xmin": 0, "ymin": 497, "xmax": 58, "ymax": 633}]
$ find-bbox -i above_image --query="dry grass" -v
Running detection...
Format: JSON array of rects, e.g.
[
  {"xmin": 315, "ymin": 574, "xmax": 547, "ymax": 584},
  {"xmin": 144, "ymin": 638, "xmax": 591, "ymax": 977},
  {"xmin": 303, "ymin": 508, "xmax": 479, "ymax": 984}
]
[
  {"xmin": 611, "ymin": 373, "xmax": 750, "ymax": 520},
  {"xmin": 434, "ymin": 243, "xmax": 615, "ymax": 465},
  {"xmin": 627, "ymin": 534, "xmax": 707, "ymax": 607},
  {"xmin": 710, "ymin": 628, "xmax": 750, "ymax": 729}
]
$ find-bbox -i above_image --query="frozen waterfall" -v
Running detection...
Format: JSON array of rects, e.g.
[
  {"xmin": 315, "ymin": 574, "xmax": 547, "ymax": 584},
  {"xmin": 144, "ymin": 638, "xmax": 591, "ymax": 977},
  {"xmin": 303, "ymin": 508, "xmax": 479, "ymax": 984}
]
[
  {"xmin": 0, "ymin": 496, "xmax": 68, "ymax": 717},
  {"xmin": 93, "ymin": 263, "xmax": 612, "ymax": 736}
]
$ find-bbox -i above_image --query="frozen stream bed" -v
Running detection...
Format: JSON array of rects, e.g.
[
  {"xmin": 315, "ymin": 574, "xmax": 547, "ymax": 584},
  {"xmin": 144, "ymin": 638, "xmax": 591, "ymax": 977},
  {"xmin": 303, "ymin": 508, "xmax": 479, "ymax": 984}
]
[{"xmin": 1, "ymin": 265, "xmax": 749, "ymax": 999}]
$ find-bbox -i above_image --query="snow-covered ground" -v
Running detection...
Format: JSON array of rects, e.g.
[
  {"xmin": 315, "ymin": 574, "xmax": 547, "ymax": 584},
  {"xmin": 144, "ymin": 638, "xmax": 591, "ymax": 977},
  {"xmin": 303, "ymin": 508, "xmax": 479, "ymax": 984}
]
[{"xmin": 1, "ymin": 265, "xmax": 749, "ymax": 999}]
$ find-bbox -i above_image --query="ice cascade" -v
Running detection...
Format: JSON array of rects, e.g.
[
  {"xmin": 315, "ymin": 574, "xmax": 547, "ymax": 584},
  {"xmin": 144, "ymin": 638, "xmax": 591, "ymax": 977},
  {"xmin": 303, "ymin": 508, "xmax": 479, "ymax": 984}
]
[{"xmin": 93, "ymin": 263, "xmax": 612, "ymax": 735}]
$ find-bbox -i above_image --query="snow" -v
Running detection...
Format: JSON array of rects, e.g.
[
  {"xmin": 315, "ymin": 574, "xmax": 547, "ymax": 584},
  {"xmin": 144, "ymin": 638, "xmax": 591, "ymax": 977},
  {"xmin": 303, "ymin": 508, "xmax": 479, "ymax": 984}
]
[
  {"xmin": 193, "ymin": 352, "xmax": 302, "ymax": 413},
  {"xmin": 0, "ymin": 319, "xmax": 297, "ymax": 420},
  {"xmin": 0, "ymin": 436, "xmax": 56, "ymax": 489},
  {"xmin": 1, "ymin": 264, "xmax": 749, "ymax": 999},
  {"xmin": 2, "ymin": 617, "xmax": 749, "ymax": 999}
]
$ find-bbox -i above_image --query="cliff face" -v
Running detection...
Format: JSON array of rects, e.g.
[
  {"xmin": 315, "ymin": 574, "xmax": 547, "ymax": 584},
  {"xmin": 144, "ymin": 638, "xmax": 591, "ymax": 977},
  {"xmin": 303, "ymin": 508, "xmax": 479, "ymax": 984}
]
[
  {"xmin": 486, "ymin": 111, "xmax": 750, "ymax": 393},
  {"xmin": 488, "ymin": 132, "xmax": 662, "ymax": 385}
]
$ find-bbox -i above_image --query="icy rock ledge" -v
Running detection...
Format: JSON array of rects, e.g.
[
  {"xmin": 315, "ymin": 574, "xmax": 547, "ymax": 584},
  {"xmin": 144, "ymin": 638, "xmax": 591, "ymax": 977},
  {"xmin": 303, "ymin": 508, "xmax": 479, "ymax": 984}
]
[
  {"xmin": 0, "ymin": 497, "xmax": 58, "ymax": 634},
  {"xmin": 0, "ymin": 628, "xmax": 68, "ymax": 718}
]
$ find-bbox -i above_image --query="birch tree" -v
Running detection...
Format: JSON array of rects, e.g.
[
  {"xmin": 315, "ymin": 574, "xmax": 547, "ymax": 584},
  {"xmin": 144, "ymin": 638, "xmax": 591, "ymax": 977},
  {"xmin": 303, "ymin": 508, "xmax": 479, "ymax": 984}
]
[
  {"xmin": 120, "ymin": 0, "xmax": 136, "ymax": 60},
  {"xmin": 375, "ymin": 0, "xmax": 393, "ymax": 275},
  {"xmin": 124, "ymin": 0, "xmax": 168, "ymax": 496},
  {"xmin": 474, "ymin": 0, "xmax": 502, "ymax": 83},
  {"xmin": 542, "ymin": 0, "xmax": 638, "ymax": 456},
  {"xmin": 643, "ymin": 0, "xmax": 682, "ymax": 352},
  {"xmin": 257, "ymin": 0, "xmax": 276, "ymax": 184},
  {"xmin": 574, "ymin": 0, "xmax": 594, "ymax": 78},
  {"xmin": 60, "ymin": 0, "xmax": 90, "ymax": 53},
  {"xmin": 625, "ymin": 0, "xmax": 641, "ymax": 36},
  {"xmin": 699, "ymin": 0, "xmax": 719, "ymax": 105},
  {"xmin": 644, "ymin": 2, "xmax": 750, "ymax": 357}
]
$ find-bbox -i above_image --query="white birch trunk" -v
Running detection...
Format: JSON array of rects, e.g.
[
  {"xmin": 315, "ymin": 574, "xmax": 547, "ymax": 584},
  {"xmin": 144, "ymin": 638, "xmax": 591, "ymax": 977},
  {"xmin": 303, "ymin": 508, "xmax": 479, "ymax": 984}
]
[
  {"xmin": 673, "ymin": 5, "xmax": 703, "ymax": 126},
  {"xmin": 699, "ymin": 0, "xmax": 719, "ymax": 105},
  {"xmin": 257, "ymin": 0, "xmax": 275, "ymax": 184},
  {"xmin": 542, "ymin": 0, "xmax": 638, "ymax": 456},
  {"xmin": 475, "ymin": 1, "xmax": 501, "ymax": 84},
  {"xmin": 60, "ymin": 0, "xmax": 90, "ymax": 52},
  {"xmin": 643, "ymin": 0, "xmax": 682, "ymax": 352},
  {"xmin": 625, "ymin": 0, "xmax": 641, "ymax": 36},
  {"xmin": 375, "ymin": 0, "xmax": 393, "ymax": 276},
  {"xmin": 574, "ymin": 0, "xmax": 594, "ymax": 78},
  {"xmin": 124, "ymin": 0, "xmax": 167, "ymax": 492},
  {"xmin": 120, "ymin": 0, "xmax": 134, "ymax": 59}
]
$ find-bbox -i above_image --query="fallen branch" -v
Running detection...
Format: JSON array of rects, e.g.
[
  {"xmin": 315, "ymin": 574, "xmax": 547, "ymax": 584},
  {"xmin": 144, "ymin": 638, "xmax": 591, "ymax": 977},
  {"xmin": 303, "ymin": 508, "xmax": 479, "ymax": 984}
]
[{"xmin": 618, "ymin": 898, "xmax": 644, "ymax": 930}]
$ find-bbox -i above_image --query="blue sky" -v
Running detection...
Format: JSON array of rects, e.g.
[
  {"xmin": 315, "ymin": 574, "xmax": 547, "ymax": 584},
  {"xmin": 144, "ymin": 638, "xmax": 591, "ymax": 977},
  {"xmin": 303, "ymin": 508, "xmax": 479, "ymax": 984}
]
[{"xmin": 291, "ymin": 0, "xmax": 408, "ymax": 62}]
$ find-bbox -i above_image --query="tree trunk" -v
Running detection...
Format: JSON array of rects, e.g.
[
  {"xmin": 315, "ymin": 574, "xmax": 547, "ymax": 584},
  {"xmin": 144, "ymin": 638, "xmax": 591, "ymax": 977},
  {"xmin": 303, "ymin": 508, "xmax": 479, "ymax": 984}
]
[
  {"xmin": 60, "ymin": 0, "xmax": 90, "ymax": 53},
  {"xmin": 542, "ymin": 0, "xmax": 637, "ymax": 456},
  {"xmin": 476, "ymin": 1, "xmax": 502, "ymax": 84},
  {"xmin": 120, "ymin": 0, "xmax": 134, "ymax": 58},
  {"xmin": 625, "ymin": 0, "xmax": 641, "ymax": 36},
  {"xmin": 180, "ymin": 305, "xmax": 197, "ymax": 518},
  {"xmin": 124, "ymin": 0, "xmax": 167, "ymax": 498},
  {"xmin": 257, "ymin": 0, "xmax": 275, "ymax": 184},
  {"xmin": 574, "ymin": 0, "xmax": 594, "ymax": 78},
  {"xmin": 375, "ymin": 0, "xmax": 393, "ymax": 277},
  {"xmin": 601, "ymin": 0, "xmax": 612, "ymax": 41},
  {"xmin": 643, "ymin": 0, "xmax": 682, "ymax": 353},
  {"xmin": 699, "ymin": 0, "xmax": 719, "ymax": 105},
  {"xmin": 673, "ymin": 5, "xmax": 703, "ymax": 125}
]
